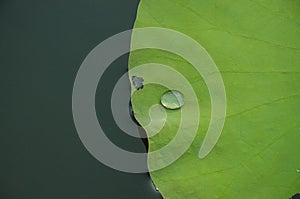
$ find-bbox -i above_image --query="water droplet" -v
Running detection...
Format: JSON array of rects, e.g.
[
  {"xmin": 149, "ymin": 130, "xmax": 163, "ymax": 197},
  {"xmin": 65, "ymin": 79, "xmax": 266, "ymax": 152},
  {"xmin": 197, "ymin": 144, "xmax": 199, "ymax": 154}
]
[
  {"xmin": 160, "ymin": 90, "xmax": 184, "ymax": 110},
  {"xmin": 132, "ymin": 76, "xmax": 144, "ymax": 90},
  {"xmin": 290, "ymin": 193, "xmax": 300, "ymax": 199}
]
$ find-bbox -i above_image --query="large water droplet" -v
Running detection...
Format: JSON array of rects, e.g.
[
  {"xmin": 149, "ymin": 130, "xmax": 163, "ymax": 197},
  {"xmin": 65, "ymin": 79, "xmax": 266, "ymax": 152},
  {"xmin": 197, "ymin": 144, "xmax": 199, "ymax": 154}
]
[{"xmin": 160, "ymin": 90, "xmax": 184, "ymax": 110}]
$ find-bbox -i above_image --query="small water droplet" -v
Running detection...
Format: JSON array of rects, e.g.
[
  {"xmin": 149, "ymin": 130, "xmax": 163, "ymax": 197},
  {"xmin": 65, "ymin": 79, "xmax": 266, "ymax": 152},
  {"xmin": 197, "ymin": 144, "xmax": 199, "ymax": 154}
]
[
  {"xmin": 132, "ymin": 76, "xmax": 144, "ymax": 90},
  {"xmin": 160, "ymin": 90, "xmax": 184, "ymax": 110},
  {"xmin": 290, "ymin": 193, "xmax": 300, "ymax": 199},
  {"xmin": 297, "ymin": 169, "xmax": 300, "ymax": 173}
]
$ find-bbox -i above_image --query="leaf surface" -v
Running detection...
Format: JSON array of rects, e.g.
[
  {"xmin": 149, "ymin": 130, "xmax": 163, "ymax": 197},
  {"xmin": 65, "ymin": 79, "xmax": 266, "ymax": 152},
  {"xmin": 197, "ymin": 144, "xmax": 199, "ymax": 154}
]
[{"xmin": 129, "ymin": 0, "xmax": 300, "ymax": 198}]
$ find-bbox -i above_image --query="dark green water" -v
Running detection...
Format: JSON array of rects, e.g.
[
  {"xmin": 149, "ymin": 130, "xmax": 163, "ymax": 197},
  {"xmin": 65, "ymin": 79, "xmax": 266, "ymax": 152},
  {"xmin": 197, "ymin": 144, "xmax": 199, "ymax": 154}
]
[{"xmin": 0, "ymin": 0, "xmax": 161, "ymax": 198}]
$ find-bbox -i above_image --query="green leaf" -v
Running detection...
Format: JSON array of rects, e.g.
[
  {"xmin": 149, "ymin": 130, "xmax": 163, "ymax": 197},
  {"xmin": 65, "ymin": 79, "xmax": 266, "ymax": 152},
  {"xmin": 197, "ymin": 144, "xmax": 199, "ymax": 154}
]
[{"xmin": 129, "ymin": 0, "xmax": 300, "ymax": 198}]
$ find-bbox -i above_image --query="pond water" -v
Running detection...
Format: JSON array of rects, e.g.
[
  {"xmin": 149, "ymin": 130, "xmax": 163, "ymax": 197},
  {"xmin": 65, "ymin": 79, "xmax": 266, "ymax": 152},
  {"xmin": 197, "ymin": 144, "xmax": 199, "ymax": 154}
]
[{"xmin": 0, "ymin": 0, "xmax": 162, "ymax": 198}]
